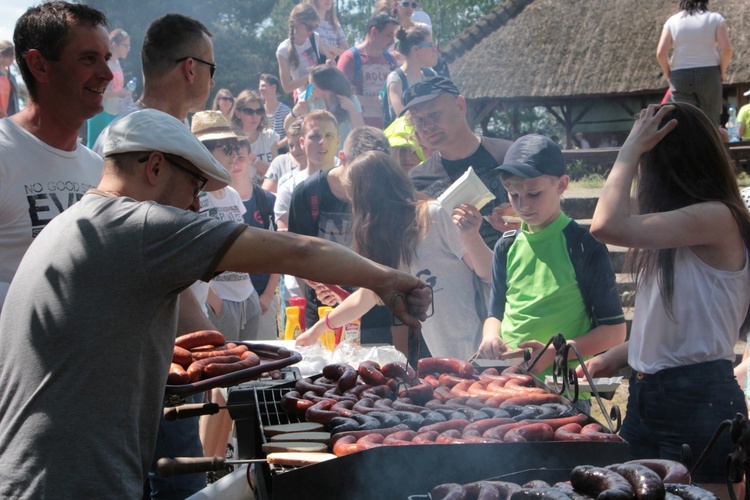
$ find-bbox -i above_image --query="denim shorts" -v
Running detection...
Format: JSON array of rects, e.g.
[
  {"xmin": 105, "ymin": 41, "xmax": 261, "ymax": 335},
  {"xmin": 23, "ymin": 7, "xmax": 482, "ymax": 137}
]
[{"xmin": 620, "ymin": 359, "xmax": 746, "ymax": 484}]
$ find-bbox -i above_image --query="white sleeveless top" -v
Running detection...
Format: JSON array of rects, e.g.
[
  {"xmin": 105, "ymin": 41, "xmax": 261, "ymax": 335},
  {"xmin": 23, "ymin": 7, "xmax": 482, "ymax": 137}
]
[
  {"xmin": 664, "ymin": 10, "xmax": 725, "ymax": 70},
  {"xmin": 628, "ymin": 246, "xmax": 750, "ymax": 373}
]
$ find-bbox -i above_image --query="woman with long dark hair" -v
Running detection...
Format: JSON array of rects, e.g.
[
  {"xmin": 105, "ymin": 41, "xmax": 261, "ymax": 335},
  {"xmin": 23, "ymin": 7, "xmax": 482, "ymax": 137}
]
[
  {"xmin": 306, "ymin": 64, "xmax": 364, "ymax": 148},
  {"xmin": 584, "ymin": 103, "xmax": 750, "ymax": 497},
  {"xmin": 295, "ymin": 151, "xmax": 492, "ymax": 360}
]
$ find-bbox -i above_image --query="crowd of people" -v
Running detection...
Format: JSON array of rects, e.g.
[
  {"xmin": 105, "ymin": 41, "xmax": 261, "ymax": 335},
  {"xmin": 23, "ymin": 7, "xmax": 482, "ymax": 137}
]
[{"xmin": 0, "ymin": 0, "xmax": 749, "ymax": 499}]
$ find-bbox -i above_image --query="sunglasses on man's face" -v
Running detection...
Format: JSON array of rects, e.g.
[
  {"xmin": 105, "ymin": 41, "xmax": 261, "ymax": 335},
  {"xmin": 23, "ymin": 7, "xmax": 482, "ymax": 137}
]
[
  {"xmin": 400, "ymin": 1, "xmax": 419, "ymax": 8},
  {"xmin": 174, "ymin": 56, "xmax": 216, "ymax": 79},
  {"xmin": 238, "ymin": 107, "xmax": 264, "ymax": 116}
]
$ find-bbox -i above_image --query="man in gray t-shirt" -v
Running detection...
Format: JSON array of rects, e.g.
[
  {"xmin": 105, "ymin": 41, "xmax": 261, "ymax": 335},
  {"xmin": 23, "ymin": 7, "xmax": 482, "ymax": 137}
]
[{"xmin": 0, "ymin": 109, "xmax": 430, "ymax": 499}]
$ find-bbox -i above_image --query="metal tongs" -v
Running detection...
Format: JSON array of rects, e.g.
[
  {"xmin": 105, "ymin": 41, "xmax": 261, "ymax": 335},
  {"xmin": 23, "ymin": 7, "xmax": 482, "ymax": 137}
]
[
  {"xmin": 689, "ymin": 412, "xmax": 750, "ymax": 500},
  {"xmin": 528, "ymin": 333, "xmax": 622, "ymax": 434},
  {"xmin": 391, "ymin": 284, "xmax": 434, "ymax": 326}
]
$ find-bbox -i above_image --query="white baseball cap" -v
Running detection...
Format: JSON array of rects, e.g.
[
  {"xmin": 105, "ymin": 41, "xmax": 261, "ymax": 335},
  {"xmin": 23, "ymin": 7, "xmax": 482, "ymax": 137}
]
[{"xmin": 103, "ymin": 109, "xmax": 231, "ymax": 192}]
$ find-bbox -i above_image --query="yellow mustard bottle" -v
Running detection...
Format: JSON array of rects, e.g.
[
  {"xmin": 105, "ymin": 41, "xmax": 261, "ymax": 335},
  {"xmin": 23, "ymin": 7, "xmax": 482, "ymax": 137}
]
[
  {"xmin": 284, "ymin": 306, "xmax": 301, "ymax": 340},
  {"xmin": 318, "ymin": 306, "xmax": 335, "ymax": 350}
]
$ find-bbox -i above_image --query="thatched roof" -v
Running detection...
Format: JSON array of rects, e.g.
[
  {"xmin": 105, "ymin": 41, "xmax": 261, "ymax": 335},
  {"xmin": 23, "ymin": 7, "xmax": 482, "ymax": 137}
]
[{"xmin": 444, "ymin": 0, "xmax": 750, "ymax": 101}]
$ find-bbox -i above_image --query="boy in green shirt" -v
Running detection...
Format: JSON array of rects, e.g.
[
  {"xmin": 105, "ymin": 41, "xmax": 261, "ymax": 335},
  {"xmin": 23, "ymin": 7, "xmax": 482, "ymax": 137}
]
[{"xmin": 478, "ymin": 134, "xmax": 626, "ymax": 376}]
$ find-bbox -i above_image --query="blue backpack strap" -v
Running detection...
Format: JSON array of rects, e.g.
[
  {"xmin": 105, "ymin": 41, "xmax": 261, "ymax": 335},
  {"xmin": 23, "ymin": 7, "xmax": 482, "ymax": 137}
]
[
  {"xmin": 489, "ymin": 229, "xmax": 519, "ymax": 319},
  {"xmin": 351, "ymin": 46, "xmax": 362, "ymax": 90},
  {"xmin": 383, "ymin": 50, "xmax": 396, "ymax": 70}
]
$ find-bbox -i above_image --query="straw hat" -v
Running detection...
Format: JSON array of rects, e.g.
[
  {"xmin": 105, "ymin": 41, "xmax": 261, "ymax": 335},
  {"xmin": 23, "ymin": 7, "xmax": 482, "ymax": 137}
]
[{"xmin": 191, "ymin": 110, "xmax": 245, "ymax": 142}]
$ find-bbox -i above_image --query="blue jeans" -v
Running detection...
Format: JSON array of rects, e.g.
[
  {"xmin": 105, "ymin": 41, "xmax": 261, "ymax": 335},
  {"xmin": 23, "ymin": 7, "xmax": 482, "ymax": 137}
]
[
  {"xmin": 620, "ymin": 359, "xmax": 746, "ymax": 483},
  {"xmin": 146, "ymin": 393, "xmax": 206, "ymax": 499}
]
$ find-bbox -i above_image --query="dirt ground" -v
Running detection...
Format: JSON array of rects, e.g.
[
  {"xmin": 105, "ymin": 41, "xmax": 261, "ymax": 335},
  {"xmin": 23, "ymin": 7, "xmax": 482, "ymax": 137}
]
[{"xmin": 589, "ymin": 376, "xmax": 630, "ymax": 430}]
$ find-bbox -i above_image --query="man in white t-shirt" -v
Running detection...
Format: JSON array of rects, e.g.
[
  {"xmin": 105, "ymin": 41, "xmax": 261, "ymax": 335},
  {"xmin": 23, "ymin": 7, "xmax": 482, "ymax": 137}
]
[{"xmin": 0, "ymin": 2, "xmax": 111, "ymax": 311}]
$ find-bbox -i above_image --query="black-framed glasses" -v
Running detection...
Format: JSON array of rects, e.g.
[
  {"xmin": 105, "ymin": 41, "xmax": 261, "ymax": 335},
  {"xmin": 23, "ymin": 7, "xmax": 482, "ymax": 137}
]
[
  {"xmin": 238, "ymin": 107, "xmax": 265, "ymax": 116},
  {"xmin": 175, "ymin": 56, "xmax": 216, "ymax": 79},
  {"xmin": 400, "ymin": 1, "xmax": 419, "ymax": 8},
  {"xmin": 139, "ymin": 154, "xmax": 207, "ymax": 197},
  {"xmin": 218, "ymin": 96, "xmax": 234, "ymax": 102}
]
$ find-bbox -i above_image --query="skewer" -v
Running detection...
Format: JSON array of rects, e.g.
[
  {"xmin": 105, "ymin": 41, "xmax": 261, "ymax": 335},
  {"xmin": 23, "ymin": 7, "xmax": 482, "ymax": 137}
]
[{"xmin": 156, "ymin": 457, "xmax": 265, "ymax": 477}]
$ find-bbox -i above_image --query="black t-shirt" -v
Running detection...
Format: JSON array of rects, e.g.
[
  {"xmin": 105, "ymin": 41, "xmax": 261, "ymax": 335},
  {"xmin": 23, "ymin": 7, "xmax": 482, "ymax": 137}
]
[{"xmin": 440, "ymin": 145, "xmax": 509, "ymax": 248}]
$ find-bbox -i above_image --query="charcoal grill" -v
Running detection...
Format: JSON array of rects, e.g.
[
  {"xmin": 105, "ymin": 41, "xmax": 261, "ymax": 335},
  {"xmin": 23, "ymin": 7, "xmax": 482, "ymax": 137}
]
[{"xmin": 243, "ymin": 385, "xmax": 628, "ymax": 500}]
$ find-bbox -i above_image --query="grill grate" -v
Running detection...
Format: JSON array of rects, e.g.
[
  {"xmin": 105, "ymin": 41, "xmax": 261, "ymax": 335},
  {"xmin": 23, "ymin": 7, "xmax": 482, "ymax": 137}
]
[{"xmin": 254, "ymin": 387, "xmax": 305, "ymax": 431}]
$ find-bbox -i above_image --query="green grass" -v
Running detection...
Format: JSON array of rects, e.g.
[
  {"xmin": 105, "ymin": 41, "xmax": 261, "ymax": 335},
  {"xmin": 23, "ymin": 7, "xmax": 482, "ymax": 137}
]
[{"xmin": 575, "ymin": 174, "xmax": 606, "ymax": 189}]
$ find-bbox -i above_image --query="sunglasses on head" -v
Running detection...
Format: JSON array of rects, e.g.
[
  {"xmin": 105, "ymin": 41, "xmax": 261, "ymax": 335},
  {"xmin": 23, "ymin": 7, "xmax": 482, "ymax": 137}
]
[
  {"xmin": 400, "ymin": 1, "xmax": 419, "ymax": 8},
  {"xmin": 403, "ymin": 78, "xmax": 458, "ymax": 103},
  {"xmin": 238, "ymin": 107, "xmax": 264, "ymax": 116},
  {"xmin": 174, "ymin": 56, "xmax": 216, "ymax": 79}
]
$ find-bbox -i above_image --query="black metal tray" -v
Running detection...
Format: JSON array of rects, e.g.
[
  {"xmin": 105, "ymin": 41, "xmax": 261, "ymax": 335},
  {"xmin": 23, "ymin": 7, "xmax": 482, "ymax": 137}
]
[
  {"xmin": 164, "ymin": 342, "xmax": 301, "ymax": 397},
  {"xmin": 272, "ymin": 442, "xmax": 629, "ymax": 500}
]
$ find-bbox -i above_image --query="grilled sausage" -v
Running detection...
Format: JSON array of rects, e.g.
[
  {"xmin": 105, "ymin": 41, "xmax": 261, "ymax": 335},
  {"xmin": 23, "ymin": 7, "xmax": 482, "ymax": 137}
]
[
  {"xmin": 607, "ymin": 463, "xmax": 665, "ymax": 500},
  {"xmin": 304, "ymin": 399, "xmax": 339, "ymax": 424},
  {"xmin": 381, "ymin": 362, "xmax": 418, "ymax": 384},
  {"xmin": 172, "ymin": 346, "xmax": 193, "ymax": 367},
  {"xmin": 175, "ymin": 330, "xmax": 225, "ymax": 350},
  {"xmin": 398, "ymin": 383, "xmax": 434, "ymax": 405},
  {"xmin": 203, "ymin": 353, "xmax": 261, "ymax": 378},
  {"xmin": 553, "ymin": 423, "xmax": 591, "ymax": 441},
  {"xmin": 191, "ymin": 343, "xmax": 248, "ymax": 360},
  {"xmin": 511, "ymin": 488, "xmax": 574, "ymax": 500},
  {"xmin": 167, "ymin": 363, "xmax": 190, "ymax": 385},
  {"xmin": 625, "ymin": 459, "xmax": 691, "ymax": 485},
  {"xmin": 357, "ymin": 361, "xmax": 388, "ymax": 386},
  {"xmin": 664, "ymin": 483, "xmax": 718, "ymax": 500},
  {"xmin": 431, "ymin": 483, "xmax": 468, "ymax": 500},
  {"xmin": 503, "ymin": 423, "xmax": 554, "ymax": 443},
  {"xmin": 580, "ymin": 423, "xmax": 625, "ymax": 442},
  {"xmin": 185, "ymin": 355, "xmax": 242, "ymax": 383},
  {"xmin": 280, "ymin": 390, "xmax": 315, "ymax": 415},
  {"xmin": 463, "ymin": 481, "xmax": 502, "ymax": 500},
  {"xmin": 417, "ymin": 357, "xmax": 475, "ymax": 378},
  {"xmin": 329, "ymin": 424, "xmax": 410, "ymax": 445},
  {"xmin": 570, "ymin": 465, "xmax": 635, "ymax": 500}
]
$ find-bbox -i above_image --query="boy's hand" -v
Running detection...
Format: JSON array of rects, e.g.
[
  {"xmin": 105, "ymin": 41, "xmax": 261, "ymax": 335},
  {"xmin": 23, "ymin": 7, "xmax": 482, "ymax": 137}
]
[
  {"xmin": 452, "ymin": 204, "xmax": 482, "ymax": 234},
  {"xmin": 478, "ymin": 335, "xmax": 507, "ymax": 359},
  {"xmin": 518, "ymin": 340, "xmax": 554, "ymax": 375},
  {"xmin": 575, "ymin": 356, "xmax": 616, "ymax": 379},
  {"xmin": 485, "ymin": 203, "xmax": 522, "ymax": 233}
]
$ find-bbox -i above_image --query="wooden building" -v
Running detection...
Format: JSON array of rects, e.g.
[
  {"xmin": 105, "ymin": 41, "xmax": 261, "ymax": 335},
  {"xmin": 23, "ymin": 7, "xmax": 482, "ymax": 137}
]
[{"xmin": 442, "ymin": 0, "xmax": 750, "ymax": 147}]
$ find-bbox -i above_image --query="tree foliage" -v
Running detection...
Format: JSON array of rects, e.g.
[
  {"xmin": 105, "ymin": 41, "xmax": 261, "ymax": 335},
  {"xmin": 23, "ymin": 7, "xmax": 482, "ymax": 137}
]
[{"xmin": 81, "ymin": 0, "xmax": 502, "ymax": 108}]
